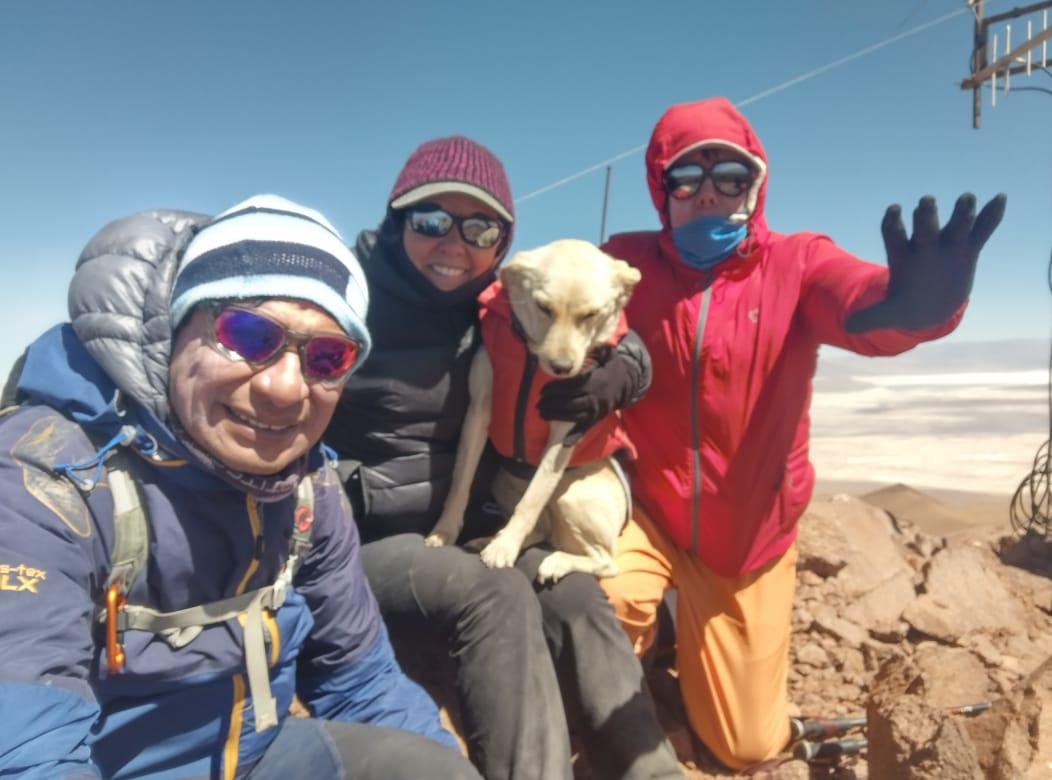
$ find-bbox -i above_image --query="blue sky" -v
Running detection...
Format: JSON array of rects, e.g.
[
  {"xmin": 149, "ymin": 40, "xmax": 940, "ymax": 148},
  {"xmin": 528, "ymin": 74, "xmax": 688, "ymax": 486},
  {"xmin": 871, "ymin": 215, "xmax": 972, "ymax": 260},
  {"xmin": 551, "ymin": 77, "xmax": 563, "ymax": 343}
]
[{"xmin": 1, "ymin": 0, "xmax": 1049, "ymax": 378}]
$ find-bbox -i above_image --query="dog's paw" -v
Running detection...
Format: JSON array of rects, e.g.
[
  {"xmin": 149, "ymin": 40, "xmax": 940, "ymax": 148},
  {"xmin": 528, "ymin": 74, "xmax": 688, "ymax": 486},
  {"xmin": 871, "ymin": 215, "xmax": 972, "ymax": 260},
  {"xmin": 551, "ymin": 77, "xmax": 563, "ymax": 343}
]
[
  {"xmin": 480, "ymin": 536, "xmax": 520, "ymax": 569},
  {"xmin": 536, "ymin": 552, "xmax": 575, "ymax": 584},
  {"xmin": 424, "ymin": 532, "xmax": 450, "ymax": 548}
]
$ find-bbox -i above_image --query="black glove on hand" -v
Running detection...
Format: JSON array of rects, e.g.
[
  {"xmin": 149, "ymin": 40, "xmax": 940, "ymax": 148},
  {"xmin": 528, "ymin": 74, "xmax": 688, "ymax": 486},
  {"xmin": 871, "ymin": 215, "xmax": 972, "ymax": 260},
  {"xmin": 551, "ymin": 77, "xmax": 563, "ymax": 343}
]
[
  {"xmin": 537, "ymin": 351, "xmax": 639, "ymax": 445},
  {"xmin": 845, "ymin": 193, "xmax": 1007, "ymax": 334}
]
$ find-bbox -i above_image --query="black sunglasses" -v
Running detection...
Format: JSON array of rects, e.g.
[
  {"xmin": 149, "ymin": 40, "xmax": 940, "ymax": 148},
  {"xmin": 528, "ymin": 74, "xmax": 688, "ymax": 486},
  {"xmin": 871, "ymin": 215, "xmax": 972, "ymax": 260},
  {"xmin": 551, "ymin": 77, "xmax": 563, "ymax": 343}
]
[
  {"xmin": 404, "ymin": 203, "xmax": 506, "ymax": 249},
  {"xmin": 664, "ymin": 160, "xmax": 757, "ymax": 200},
  {"xmin": 206, "ymin": 304, "xmax": 360, "ymax": 386}
]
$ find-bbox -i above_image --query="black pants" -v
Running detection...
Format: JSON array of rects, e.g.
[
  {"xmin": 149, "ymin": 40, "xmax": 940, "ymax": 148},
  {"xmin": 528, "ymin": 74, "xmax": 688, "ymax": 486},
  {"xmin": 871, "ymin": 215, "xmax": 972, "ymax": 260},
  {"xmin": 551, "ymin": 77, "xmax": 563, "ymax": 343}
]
[
  {"xmin": 362, "ymin": 534, "xmax": 680, "ymax": 780},
  {"xmin": 518, "ymin": 548, "xmax": 681, "ymax": 780},
  {"xmin": 248, "ymin": 716, "xmax": 481, "ymax": 779}
]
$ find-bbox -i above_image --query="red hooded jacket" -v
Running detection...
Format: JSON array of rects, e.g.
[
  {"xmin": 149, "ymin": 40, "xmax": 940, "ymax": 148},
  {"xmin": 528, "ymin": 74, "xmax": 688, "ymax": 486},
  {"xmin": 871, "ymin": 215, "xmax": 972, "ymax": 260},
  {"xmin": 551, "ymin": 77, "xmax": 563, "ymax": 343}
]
[
  {"xmin": 603, "ymin": 98, "xmax": 963, "ymax": 577},
  {"xmin": 479, "ymin": 281, "xmax": 636, "ymax": 469}
]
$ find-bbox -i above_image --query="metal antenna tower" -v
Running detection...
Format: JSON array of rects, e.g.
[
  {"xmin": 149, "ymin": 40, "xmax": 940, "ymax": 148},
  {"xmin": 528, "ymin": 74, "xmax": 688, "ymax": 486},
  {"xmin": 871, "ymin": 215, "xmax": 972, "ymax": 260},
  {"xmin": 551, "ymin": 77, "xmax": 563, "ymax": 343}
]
[{"xmin": 961, "ymin": 0, "xmax": 1052, "ymax": 127}]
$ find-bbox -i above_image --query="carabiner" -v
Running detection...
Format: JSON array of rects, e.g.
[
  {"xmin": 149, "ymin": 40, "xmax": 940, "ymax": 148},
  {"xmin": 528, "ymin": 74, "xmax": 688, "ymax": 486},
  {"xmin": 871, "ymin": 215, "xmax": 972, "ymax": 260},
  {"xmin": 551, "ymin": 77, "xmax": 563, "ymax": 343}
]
[{"xmin": 105, "ymin": 584, "xmax": 127, "ymax": 674}]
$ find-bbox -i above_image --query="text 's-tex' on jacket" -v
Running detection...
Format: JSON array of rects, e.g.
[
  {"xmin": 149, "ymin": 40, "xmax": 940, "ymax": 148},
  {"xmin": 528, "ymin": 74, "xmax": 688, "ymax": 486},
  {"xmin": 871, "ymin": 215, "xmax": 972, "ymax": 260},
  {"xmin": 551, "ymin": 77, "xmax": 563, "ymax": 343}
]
[
  {"xmin": 478, "ymin": 281, "xmax": 636, "ymax": 468},
  {"xmin": 603, "ymin": 98, "xmax": 962, "ymax": 578},
  {"xmin": 0, "ymin": 212, "xmax": 451, "ymax": 779}
]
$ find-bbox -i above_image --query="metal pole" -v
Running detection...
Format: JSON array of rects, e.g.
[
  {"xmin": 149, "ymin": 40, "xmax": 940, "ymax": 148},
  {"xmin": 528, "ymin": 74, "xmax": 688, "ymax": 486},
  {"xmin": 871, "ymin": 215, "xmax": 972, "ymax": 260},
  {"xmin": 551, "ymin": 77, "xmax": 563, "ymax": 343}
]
[
  {"xmin": 1006, "ymin": 25, "xmax": 1012, "ymax": 95},
  {"xmin": 599, "ymin": 166, "xmax": 612, "ymax": 245},
  {"xmin": 973, "ymin": 0, "xmax": 985, "ymax": 128}
]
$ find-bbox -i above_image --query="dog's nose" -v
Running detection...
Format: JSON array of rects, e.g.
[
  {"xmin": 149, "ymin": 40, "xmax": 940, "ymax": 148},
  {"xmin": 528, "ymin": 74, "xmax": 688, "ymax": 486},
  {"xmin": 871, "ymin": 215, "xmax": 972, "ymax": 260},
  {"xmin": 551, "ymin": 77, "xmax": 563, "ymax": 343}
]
[{"xmin": 549, "ymin": 360, "xmax": 574, "ymax": 376}]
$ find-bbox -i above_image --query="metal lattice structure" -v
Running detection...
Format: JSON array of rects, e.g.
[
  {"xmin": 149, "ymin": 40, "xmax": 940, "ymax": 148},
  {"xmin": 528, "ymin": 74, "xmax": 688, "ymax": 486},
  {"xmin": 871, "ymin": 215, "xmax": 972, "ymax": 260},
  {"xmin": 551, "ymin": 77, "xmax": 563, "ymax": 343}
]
[{"xmin": 961, "ymin": 0, "xmax": 1052, "ymax": 127}]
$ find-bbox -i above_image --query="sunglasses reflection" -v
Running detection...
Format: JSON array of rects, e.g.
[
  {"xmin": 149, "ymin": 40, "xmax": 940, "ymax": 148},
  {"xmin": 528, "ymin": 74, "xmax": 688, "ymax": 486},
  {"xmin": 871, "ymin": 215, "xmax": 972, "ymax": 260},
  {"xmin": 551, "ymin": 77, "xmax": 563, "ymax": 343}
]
[
  {"xmin": 208, "ymin": 305, "xmax": 359, "ymax": 384},
  {"xmin": 665, "ymin": 161, "xmax": 756, "ymax": 199},
  {"xmin": 406, "ymin": 203, "xmax": 505, "ymax": 249}
]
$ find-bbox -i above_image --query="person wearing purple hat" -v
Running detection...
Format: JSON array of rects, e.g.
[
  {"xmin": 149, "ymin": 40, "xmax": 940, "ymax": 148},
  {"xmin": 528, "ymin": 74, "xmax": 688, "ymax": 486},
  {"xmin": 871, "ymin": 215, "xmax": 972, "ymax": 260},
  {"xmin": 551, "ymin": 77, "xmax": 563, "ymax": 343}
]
[{"xmin": 325, "ymin": 137, "xmax": 680, "ymax": 780}]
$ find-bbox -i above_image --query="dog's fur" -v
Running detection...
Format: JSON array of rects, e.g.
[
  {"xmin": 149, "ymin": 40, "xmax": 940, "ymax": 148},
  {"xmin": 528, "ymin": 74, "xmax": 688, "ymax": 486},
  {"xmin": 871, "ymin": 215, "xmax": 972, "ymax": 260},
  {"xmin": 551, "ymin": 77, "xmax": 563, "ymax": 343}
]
[{"xmin": 425, "ymin": 240, "xmax": 641, "ymax": 583}]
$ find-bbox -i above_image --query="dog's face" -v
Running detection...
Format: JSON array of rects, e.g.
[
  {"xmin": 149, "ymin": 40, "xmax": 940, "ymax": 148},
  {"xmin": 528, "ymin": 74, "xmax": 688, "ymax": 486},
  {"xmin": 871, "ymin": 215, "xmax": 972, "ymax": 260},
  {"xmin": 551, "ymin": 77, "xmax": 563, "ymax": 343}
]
[{"xmin": 500, "ymin": 240, "xmax": 641, "ymax": 377}]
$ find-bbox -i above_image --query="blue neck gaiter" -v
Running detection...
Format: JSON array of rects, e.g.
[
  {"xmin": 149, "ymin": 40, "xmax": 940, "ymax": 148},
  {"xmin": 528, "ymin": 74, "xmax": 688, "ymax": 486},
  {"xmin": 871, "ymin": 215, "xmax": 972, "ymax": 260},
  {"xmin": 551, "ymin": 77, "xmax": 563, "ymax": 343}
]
[{"xmin": 671, "ymin": 215, "xmax": 748, "ymax": 271}]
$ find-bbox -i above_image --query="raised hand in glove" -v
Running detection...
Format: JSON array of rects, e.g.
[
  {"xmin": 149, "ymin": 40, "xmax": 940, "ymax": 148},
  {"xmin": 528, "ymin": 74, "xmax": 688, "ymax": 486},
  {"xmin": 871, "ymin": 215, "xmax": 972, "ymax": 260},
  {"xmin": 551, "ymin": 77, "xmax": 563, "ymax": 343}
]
[
  {"xmin": 845, "ymin": 193, "xmax": 1007, "ymax": 334},
  {"xmin": 538, "ymin": 350, "xmax": 640, "ymax": 445}
]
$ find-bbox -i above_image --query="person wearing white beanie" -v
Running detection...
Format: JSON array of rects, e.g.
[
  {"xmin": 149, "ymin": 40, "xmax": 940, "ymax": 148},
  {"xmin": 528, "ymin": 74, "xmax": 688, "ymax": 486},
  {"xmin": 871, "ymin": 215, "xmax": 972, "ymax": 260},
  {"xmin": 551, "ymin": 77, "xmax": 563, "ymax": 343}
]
[{"xmin": 0, "ymin": 195, "xmax": 481, "ymax": 779}]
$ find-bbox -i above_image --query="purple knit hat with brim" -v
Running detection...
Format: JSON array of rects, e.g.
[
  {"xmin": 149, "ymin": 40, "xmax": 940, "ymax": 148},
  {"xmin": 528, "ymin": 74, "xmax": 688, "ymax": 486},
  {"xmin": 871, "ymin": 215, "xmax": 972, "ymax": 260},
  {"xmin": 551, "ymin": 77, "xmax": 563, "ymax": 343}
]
[{"xmin": 388, "ymin": 136, "xmax": 515, "ymax": 226}]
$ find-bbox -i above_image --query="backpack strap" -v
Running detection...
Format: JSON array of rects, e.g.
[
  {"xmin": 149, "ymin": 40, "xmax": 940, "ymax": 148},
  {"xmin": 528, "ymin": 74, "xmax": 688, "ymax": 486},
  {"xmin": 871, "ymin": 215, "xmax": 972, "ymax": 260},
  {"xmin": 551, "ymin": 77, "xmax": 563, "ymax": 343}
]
[
  {"xmin": 96, "ymin": 454, "xmax": 317, "ymax": 734},
  {"xmin": 95, "ymin": 447, "xmax": 150, "ymax": 677},
  {"xmin": 105, "ymin": 450, "xmax": 150, "ymax": 595}
]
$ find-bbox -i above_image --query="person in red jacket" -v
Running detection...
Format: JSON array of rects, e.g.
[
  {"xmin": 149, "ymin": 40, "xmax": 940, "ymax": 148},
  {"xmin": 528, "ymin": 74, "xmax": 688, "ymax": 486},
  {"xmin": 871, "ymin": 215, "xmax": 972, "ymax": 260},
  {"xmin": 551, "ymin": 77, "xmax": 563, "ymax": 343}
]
[{"xmin": 599, "ymin": 97, "xmax": 1006, "ymax": 769}]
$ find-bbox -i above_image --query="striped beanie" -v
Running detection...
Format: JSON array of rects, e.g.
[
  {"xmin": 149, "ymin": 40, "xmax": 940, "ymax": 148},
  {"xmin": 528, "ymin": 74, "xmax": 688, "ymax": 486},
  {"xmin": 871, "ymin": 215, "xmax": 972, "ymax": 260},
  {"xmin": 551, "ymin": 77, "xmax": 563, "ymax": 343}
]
[
  {"xmin": 170, "ymin": 194, "xmax": 371, "ymax": 361},
  {"xmin": 388, "ymin": 136, "xmax": 514, "ymax": 225}
]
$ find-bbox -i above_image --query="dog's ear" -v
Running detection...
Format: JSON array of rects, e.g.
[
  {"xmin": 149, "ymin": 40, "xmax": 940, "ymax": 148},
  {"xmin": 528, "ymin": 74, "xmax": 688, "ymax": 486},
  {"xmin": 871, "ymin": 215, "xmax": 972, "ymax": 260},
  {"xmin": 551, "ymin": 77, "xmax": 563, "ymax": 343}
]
[
  {"xmin": 609, "ymin": 258, "xmax": 642, "ymax": 310},
  {"xmin": 499, "ymin": 250, "xmax": 539, "ymax": 295}
]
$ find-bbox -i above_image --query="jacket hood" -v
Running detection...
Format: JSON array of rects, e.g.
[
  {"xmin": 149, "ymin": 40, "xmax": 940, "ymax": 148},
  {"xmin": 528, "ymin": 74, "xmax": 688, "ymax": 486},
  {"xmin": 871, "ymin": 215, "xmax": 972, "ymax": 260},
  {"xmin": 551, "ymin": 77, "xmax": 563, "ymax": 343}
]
[
  {"xmin": 15, "ymin": 323, "xmax": 192, "ymax": 468},
  {"xmin": 13, "ymin": 209, "xmax": 206, "ymax": 459},
  {"xmin": 17, "ymin": 323, "xmax": 129, "ymax": 436},
  {"xmin": 66, "ymin": 209, "xmax": 209, "ymax": 423},
  {"xmin": 645, "ymin": 97, "xmax": 769, "ymax": 241}
]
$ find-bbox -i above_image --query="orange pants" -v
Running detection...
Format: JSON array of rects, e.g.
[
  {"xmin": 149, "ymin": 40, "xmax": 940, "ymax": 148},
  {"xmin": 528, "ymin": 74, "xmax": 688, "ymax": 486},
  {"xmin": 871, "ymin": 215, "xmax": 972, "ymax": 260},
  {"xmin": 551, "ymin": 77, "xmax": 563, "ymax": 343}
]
[{"xmin": 600, "ymin": 507, "xmax": 797, "ymax": 770}]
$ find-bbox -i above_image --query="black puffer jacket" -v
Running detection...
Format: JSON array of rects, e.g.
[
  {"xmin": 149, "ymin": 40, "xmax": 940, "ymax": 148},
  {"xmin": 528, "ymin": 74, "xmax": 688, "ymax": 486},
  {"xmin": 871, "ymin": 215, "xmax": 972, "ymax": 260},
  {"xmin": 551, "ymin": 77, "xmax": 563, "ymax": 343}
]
[
  {"xmin": 325, "ymin": 224, "xmax": 652, "ymax": 543},
  {"xmin": 325, "ymin": 226, "xmax": 488, "ymax": 541}
]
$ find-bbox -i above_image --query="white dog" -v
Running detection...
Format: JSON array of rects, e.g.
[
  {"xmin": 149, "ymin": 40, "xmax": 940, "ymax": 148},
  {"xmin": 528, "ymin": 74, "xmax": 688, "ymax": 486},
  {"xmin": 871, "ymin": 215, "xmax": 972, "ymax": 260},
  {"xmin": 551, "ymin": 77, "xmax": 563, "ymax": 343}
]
[{"xmin": 425, "ymin": 239, "xmax": 641, "ymax": 583}]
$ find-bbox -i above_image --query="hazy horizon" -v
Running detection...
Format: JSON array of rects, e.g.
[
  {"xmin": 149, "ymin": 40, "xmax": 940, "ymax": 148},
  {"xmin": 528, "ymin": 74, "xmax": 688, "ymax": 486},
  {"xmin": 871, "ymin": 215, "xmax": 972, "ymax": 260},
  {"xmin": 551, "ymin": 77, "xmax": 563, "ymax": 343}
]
[
  {"xmin": 3, "ymin": 330, "xmax": 1045, "ymax": 499},
  {"xmin": 810, "ymin": 338, "xmax": 1047, "ymax": 497}
]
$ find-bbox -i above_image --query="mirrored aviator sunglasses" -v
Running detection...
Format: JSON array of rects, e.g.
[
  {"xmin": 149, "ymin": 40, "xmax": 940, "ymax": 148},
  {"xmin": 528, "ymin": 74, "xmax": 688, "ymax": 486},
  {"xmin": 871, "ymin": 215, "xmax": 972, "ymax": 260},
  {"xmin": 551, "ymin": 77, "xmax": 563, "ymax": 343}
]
[
  {"xmin": 405, "ymin": 204, "xmax": 505, "ymax": 249},
  {"xmin": 664, "ymin": 160, "xmax": 756, "ymax": 200},
  {"xmin": 209, "ymin": 305, "xmax": 360, "ymax": 385}
]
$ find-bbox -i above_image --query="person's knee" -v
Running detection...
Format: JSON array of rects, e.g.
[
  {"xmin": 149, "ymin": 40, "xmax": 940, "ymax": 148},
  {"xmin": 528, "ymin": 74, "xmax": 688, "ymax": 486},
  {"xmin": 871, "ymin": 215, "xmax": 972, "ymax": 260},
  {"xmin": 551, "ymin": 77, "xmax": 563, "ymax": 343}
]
[
  {"xmin": 412, "ymin": 546, "xmax": 534, "ymax": 619},
  {"xmin": 381, "ymin": 737, "xmax": 482, "ymax": 780},
  {"xmin": 603, "ymin": 583, "xmax": 659, "ymax": 635},
  {"xmin": 706, "ymin": 729, "xmax": 785, "ymax": 771},
  {"xmin": 538, "ymin": 573, "xmax": 620, "ymax": 637},
  {"xmin": 320, "ymin": 721, "xmax": 482, "ymax": 780},
  {"xmin": 687, "ymin": 695, "xmax": 789, "ymax": 771},
  {"xmin": 409, "ymin": 744, "xmax": 482, "ymax": 780},
  {"xmin": 462, "ymin": 566, "xmax": 541, "ymax": 625}
]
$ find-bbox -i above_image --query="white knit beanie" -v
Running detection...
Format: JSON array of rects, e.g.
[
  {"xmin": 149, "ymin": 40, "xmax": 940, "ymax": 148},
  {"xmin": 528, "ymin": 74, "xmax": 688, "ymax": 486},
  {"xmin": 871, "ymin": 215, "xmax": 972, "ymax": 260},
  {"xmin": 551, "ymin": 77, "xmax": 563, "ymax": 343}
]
[{"xmin": 169, "ymin": 194, "xmax": 371, "ymax": 364}]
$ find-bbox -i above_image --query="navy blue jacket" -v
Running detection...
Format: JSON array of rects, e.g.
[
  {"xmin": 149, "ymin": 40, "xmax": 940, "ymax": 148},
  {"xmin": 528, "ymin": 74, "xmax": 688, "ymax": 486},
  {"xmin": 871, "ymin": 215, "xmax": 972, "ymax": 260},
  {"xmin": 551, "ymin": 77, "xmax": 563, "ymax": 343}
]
[{"xmin": 0, "ymin": 211, "xmax": 453, "ymax": 779}]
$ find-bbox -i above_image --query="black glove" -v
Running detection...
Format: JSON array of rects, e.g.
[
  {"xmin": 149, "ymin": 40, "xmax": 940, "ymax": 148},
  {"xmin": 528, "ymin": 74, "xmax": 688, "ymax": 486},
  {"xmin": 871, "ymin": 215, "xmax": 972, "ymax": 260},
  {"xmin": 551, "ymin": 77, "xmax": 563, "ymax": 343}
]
[
  {"xmin": 845, "ymin": 193, "xmax": 1007, "ymax": 334},
  {"xmin": 537, "ymin": 351, "xmax": 639, "ymax": 445}
]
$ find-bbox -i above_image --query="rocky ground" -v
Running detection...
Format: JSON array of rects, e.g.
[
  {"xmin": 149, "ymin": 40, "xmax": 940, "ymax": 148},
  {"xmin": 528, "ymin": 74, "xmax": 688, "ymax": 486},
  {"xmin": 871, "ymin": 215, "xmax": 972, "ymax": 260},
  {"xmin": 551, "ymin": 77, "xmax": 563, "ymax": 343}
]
[
  {"xmin": 661, "ymin": 486, "xmax": 1052, "ymax": 779},
  {"xmin": 395, "ymin": 485, "xmax": 1052, "ymax": 779}
]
